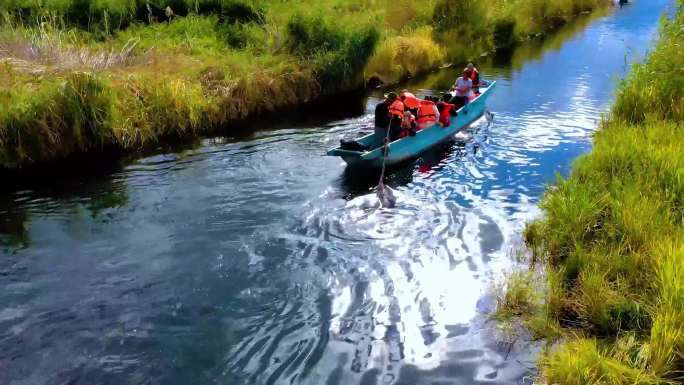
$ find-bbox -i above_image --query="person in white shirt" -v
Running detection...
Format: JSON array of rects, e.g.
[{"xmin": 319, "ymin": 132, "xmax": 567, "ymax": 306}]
[{"xmin": 451, "ymin": 71, "xmax": 473, "ymax": 109}]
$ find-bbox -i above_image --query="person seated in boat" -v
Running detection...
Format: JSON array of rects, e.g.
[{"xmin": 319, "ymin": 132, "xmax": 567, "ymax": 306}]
[
  {"xmin": 401, "ymin": 111, "xmax": 417, "ymax": 137},
  {"xmin": 374, "ymin": 92, "xmax": 404, "ymax": 142},
  {"xmin": 464, "ymin": 63, "xmax": 480, "ymax": 94},
  {"xmin": 450, "ymin": 71, "xmax": 473, "ymax": 109},
  {"xmin": 437, "ymin": 95, "xmax": 457, "ymax": 127},
  {"xmin": 400, "ymin": 89, "xmax": 420, "ymax": 116},
  {"xmin": 388, "ymin": 94, "xmax": 406, "ymax": 141},
  {"xmin": 374, "ymin": 92, "xmax": 394, "ymax": 128},
  {"xmin": 416, "ymin": 97, "xmax": 440, "ymax": 130}
]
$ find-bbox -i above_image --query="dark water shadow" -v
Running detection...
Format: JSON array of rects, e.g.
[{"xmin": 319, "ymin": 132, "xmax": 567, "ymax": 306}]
[
  {"xmin": 208, "ymin": 90, "xmax": 369, "ymax": 142},
  {"xmin": 0, "ymin": 148, "xmax": 128, "ymax": 192},
  {"xmin": 0, "ymin": 206, "xmax": 30, "ymax": 251}
]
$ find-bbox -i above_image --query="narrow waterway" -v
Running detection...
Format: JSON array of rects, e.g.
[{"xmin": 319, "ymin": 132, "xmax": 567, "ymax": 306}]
[{"xmin": 0, "ymin": 2, "xmax": 672, "ymax": 384}]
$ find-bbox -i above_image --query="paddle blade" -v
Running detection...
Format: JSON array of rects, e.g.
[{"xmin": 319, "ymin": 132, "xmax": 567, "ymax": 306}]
[
  {"xmin": 485, "ymin": 110, "xmax": 494, "ymax": 125},
  {"xmin": 376, "ymin": 182, "xmax": 397, "ymax": 208}
]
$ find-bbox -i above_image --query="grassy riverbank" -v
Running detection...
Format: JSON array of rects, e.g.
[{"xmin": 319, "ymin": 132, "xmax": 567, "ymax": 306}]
[
  {"xmin": 496, "ymin": 2, "xmax": 684, "ymax": 383},
  {"xmin": 0, "ymin": 0, "xmax": 610, "ymax": 169}
]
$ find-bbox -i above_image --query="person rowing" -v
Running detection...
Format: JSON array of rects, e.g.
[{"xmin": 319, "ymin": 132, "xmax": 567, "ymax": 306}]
[{"xmin": 374, "ymin": 92, "xmax": 405, "ymax": 142}]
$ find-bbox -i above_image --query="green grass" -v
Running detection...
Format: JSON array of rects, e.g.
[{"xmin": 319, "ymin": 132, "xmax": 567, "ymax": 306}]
[
  {"xmin": 612, "ymin": 11, "xmax": 684, "ymax": 125},
  {"xmin": 498, "ymin": 3, "xmax": 684, "ymax": 383},
  {"xmin": 494, "ymin": 270, "xmax": 540, "ymax": 318},
  {"xmin": 542, "ymin": 338, "xmax": 665, "ymax": 385},
  {"xmin": 0, "ymin": 0, "xmax": 611, "ymax": 168}
]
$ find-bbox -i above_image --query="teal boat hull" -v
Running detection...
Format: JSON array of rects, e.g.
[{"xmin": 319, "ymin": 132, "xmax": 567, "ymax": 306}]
[{"xmin": 327, "ymin": 82, "xmax": 496, "ymax": 168}]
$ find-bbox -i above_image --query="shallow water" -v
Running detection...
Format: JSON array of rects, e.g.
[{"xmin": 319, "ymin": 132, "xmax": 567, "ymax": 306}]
[{"xmin": 0, "ymin": 2, "xmax": 673, "ymax": 384}]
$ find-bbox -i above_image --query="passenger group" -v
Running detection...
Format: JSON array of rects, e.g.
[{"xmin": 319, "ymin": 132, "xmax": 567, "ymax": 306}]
[{"xmin": 374, "ymin": 63, "xmax": 481, "ymax": 141}]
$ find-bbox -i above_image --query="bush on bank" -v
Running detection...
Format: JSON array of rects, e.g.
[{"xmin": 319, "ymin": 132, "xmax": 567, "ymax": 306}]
[
  {"xmin": 285, "ymin": 13, "xmax": 380, "ymax": 91},
  {"xmin": 365, "ymin": 26, "xmax": 444, "ymax": 86},
  {"xmin": 498, "ymin": 3, "xmax": 684, "ymax": 383}
]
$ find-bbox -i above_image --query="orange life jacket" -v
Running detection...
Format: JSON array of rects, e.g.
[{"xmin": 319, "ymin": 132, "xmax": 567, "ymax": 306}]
[
  {"xmin": 470, "ymin": 68, "xmax": 479, "ymax": 82},
  {"xmin": 466, "ymin": 67, "xmax": 480, "ymax": 85},
  {"xmin": 417, "ymin": 100, "xmax": 438, "ymax": 126},
  {"xmin": 439, "ymin": 103, "xmax": 455, "ymax": 127},
  {"xmin": 463, "ymin": 67, "xmax": 480, "ymax": 84},
  {"xmin": 400, "ymin": 92, "xmax": 420, "ymax": 109},
  {"xmin": 389, "ymin": 100, "xmax": 405, "ymax": 119}
]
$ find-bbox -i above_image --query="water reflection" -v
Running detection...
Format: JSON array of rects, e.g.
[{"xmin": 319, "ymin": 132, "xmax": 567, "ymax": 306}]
[
  {"xmin": 0, "ymin": 206, "xmax": 30, "ymax": 250},
  {"xmin": 0, "ymin": 1, "xmax": 673, "ymax": 384},
  {"xmin": 0, "ymin": 176, "xmax": 130, "ymax": 252}
]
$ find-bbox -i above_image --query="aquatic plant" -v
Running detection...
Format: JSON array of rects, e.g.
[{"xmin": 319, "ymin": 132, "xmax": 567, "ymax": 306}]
[{"xmin": 494, "ymin": 270, "xmax": 539, "ymax": 318}]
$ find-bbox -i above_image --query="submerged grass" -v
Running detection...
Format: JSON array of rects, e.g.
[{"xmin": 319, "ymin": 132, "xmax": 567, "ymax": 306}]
[
  {"xmin": 1, "ymin": 0, "xmax": 612, "ymax": 168},
  {"xmin": 497, "ymin": 2, "xmax": 684, "ymax": 383}
]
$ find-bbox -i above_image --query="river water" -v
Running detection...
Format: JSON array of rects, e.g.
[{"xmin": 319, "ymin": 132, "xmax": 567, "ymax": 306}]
[{"xmin": 0, "ymin": 2, "xmax": 672, "ymax": 384}]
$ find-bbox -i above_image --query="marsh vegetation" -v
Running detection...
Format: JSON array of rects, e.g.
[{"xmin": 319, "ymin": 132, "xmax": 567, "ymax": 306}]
[
  {"xmin": 496, "ymin": 2, "xmax": 684, "ymax": 383},
  {"xmin": 0, "ymin": 0, "xmax": 610, "ymax": 168}
]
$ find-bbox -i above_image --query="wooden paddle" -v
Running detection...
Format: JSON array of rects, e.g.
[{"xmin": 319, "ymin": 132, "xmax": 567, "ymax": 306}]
[{"xmin": 376, "ymin": 121, "xmax": 396, "ymax": 208}]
